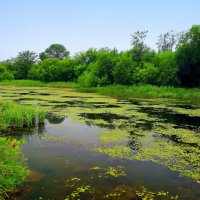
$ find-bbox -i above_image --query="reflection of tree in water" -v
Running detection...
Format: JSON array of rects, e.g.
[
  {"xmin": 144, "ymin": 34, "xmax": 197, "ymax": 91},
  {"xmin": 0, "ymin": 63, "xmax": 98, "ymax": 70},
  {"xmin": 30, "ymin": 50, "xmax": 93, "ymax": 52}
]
[
  {"xmin": 127, "ymin": 135, "xmax": 142, "ymax": 151},
  {"xmin": 127, "ymin": 121, "xmax": 153, "ymax": 151},
  {"xmin": 6, "ymin": 123, "xmax": 45, "ymax": 141},
  {"xmin": 46, "ymin": 114, "xmax": 65, "ymax": 124}
]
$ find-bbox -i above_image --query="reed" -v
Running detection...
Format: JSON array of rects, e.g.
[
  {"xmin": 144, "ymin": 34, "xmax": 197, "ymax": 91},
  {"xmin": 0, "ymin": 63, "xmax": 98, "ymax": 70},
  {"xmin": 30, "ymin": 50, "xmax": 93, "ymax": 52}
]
[{"xmin": 0, "ymin": 102, "xmax": 45, "ymax": 129}]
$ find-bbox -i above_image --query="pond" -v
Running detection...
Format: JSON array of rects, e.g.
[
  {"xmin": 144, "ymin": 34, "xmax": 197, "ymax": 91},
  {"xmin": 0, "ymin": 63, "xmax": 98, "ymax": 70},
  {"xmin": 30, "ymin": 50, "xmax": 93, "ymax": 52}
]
[{"xmin": 0, "ymin": 86, "xmax": 200, "ymax": 200}]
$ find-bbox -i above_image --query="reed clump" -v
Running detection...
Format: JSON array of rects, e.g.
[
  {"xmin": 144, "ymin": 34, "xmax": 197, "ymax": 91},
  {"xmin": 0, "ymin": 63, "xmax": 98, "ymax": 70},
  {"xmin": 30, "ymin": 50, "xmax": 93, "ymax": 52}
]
[{"xmin": 0, "ymin": 102, "xmax": 45, "ymax": 129}]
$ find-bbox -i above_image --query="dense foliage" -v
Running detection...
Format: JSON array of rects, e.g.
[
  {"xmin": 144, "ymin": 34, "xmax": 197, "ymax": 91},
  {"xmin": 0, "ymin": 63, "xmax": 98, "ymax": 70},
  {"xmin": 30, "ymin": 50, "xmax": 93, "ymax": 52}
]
[
  {"xmin": 1, "ymin": 25, "xmax": 200, "ymax": 88},
  {"xmin": 0, "ymin": 137, "xmax": 29, "ymax": 199}
]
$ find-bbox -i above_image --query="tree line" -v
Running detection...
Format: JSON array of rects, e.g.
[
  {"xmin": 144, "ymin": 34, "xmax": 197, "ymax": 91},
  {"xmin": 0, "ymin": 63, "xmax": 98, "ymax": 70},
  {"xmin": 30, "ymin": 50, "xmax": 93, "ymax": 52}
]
[{"xmin": 0, "ymin": 25, "xmax": 200, "ymax": 88}]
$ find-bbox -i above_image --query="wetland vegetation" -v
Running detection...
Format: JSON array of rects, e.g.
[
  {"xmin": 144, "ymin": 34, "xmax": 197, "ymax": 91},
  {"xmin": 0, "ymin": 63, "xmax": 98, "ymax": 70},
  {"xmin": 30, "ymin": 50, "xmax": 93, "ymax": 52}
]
[{"xmin": 0, "ymin": 23, "xmax": 200, "ymax": 200}]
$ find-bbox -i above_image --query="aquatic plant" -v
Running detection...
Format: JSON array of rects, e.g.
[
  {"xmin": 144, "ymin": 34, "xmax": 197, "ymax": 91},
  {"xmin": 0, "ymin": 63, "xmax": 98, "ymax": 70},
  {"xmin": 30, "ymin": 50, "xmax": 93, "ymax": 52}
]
[
  {"xmin": 65, "ymin": 185, "xmax": 91, "ymax": 200},
  {"xmin": 65, "ymin": 177, "xmax": 92, "ymax": 200},
  {"xmin": 105, "ymin": 166, "xmax": 126, "ymax": 177},
  {"xmin": 99, "ymin": 129, "xmax": 129, "ymax": 143},
  {"xmin": 135, "ymin": 186, "xmax": 179, "ymax": 200}
]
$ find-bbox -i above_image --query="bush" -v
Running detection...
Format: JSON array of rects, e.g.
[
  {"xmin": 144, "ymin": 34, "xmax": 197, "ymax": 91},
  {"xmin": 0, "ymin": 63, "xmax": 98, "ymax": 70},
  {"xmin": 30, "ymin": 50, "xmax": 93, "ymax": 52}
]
[
  {"xmin": 0, "ymin": 64, "xmax": 14, "ymax": 81},
  {"xmin": 155, "ymin": 51, "xmax": 179, "ymax": 86},
  {"xmin": 0, "ymin": 137, "xmax": 29, "ymax": 199},
  {"xmin": 133, "ymin": 63, "xmax": 159, "ymax": 85}
]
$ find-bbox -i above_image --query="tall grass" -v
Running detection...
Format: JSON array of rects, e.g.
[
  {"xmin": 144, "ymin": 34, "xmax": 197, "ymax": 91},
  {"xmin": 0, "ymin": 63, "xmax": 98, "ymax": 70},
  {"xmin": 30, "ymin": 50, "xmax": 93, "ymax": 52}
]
[
  {"xmin": 0, "ymin": 102, "xmax": 45, "ymax": 129},
  {"xmin": 0, "ymin": 80, "xmax": 78, "ymax": 88},
  {"xmin": 77, "ymin": 85, "xmax": 200, "ymax": 101}
]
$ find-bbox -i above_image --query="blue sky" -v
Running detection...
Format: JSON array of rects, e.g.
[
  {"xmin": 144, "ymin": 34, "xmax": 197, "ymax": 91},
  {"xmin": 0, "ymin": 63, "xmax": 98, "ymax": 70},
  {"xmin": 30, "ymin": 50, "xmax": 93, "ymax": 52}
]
[{"xmin": 0, "ymin": 0, "xmax": 199, "ymax": 60}]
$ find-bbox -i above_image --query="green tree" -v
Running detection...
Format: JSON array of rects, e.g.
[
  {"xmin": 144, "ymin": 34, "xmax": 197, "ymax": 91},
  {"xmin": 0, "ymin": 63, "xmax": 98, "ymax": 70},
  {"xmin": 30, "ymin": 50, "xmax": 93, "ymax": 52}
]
[
  {"xmin": 78, "ymin": 63, "xmax": 99, "ymax": 87},
  {"xmin": 0, "ymin": 63, "xmax": 14, "ymax": 81},
  {"xmin": 156, "ymin": 31, "xmax": 178, "ymax": 52},
  {"xmin": 176, "ymin": 25, "xmax": 200, "ymax": 87},
  {"xmin": 133, "ymin": 63, "xmax": 159, "ymax": 85},
  {"xmin": 39, "ymin": 44, "xmax": 70, "ymax": 60},
  {"xmin": 112, "ymin": 52, "xmax": 135, "ymax": 85},
  {"xmin": 31, "ymin": 58, "xmax": 62, "ymax": 82},
  {"xmin": 131, "ymin": 30, "xmax": 150, "ymax": 62},
  {"xmin": 29, "ymin": 57, "xmax": 75, "ymax": 82},
  {"xmin": 13, "ymin": 51, "xmax": 38, "ymax": 79},
  {"xmin": 155, "ymin": 51, "xmax": 179, "ymax": 86}
]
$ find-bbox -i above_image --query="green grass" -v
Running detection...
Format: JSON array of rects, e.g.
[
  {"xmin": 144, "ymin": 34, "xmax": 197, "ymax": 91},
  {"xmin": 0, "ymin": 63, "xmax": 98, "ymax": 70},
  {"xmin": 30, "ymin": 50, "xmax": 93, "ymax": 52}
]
[
  {"xmin": 77, "ymin": 85, "xmax": 200, "ymax": 102},
  {"xmin": 0, "ymin": 137, "xmax": 29, "ymax": 199},
  {"xmin": 0, "ymin": 80, "xmax": 78, "ymax": 88},
  {"xmin": 0, "ymin": 102, "xmax": 45, "ymax": 129}
]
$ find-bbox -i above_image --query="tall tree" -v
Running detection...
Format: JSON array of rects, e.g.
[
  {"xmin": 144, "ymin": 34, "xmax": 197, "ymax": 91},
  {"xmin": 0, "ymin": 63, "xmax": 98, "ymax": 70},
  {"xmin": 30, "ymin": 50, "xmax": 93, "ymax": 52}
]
[
  {"xmin": 131, "ymin": 30, "xmax": 150, "ymax": 62},
  {"xmin": 39, "ymin": 44, "xmax": 69, "ymax": 60},
  {"xmin": 156, "ymin": 31, "xmax": 178, "ymax": 52}
]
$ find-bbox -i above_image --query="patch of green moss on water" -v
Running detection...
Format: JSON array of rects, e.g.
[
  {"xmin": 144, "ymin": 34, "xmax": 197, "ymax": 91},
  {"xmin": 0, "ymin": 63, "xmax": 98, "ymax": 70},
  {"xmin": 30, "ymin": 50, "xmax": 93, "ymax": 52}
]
[
  {"xmin": 105, "ymin": 166, "xmax": 126, "ymax": 177},
  {"xmin": 99, "ymin": 129, "xmax": 129, "ymax": 143},
  {"xmin": 169, "ymin": 107, "xmax": 200, "ymax": 117}
]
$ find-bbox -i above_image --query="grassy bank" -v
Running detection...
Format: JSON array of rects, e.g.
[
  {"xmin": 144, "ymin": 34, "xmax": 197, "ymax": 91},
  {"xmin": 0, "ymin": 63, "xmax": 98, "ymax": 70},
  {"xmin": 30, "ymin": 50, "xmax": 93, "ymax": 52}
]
[
  {"xmin": 77, "ymin": 85, "xmax": 200, "ymax": 101},
  {"xmin": 1, "ymin": 80, "xmax": 200, "ymax": 101},
  {"xmin": 0, "ymin": 80, "xmax": 78, "ymax": 88}
]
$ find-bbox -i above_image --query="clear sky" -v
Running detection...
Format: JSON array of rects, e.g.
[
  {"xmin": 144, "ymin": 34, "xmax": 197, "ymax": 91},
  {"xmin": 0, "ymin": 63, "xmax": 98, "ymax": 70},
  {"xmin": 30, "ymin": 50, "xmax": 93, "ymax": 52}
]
[{"xmin": 0, "ymin": 0, "xmax": 199, "ymax": 60}]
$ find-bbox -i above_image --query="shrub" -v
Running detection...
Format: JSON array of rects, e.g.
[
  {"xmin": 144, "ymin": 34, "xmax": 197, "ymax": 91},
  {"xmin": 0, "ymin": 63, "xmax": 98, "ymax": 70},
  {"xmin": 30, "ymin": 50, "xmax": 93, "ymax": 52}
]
[
  {"xmin": 0, "ymin": 64, "xmax": 14, "ymax": 81},
  {"xmin": 0, "ymin": 137, "xmax": 29, "ymax": 199}
]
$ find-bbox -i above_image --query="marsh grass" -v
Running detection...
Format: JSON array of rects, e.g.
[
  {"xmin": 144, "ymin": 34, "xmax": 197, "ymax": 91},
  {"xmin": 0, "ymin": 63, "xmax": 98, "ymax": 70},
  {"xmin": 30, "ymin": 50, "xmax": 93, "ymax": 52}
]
[{"xmin": 0, "ymin": 102, "xmax": 45, "ymax": 129}]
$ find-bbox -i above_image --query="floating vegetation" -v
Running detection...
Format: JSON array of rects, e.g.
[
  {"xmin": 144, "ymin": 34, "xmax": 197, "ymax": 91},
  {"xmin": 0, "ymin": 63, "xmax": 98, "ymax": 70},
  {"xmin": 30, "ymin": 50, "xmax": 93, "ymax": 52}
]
[
  {"xmin": 94, "ymin": 145, "xmax": 135, "ymax": 160},
  {"xmin": 135, "ymin": 186, "xmax": 179, "ymax": 200},
  {"xmin": 169, "ymin": 107, "xmax": 200, "ymax": 117},
  {"xmin": 65, "ymin": 177, "xmax": 92, "ymax": 200},
  {"xmin": 66, "ymin": 177, "xmax": 81, "ymax": 187},
  {"xmin": 99, "ymin": 129, "xmax": 129, "ymax": 143},
  {"xmin": 105, "ymin": 166, "xmax": 126, "ymax": 177}
]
